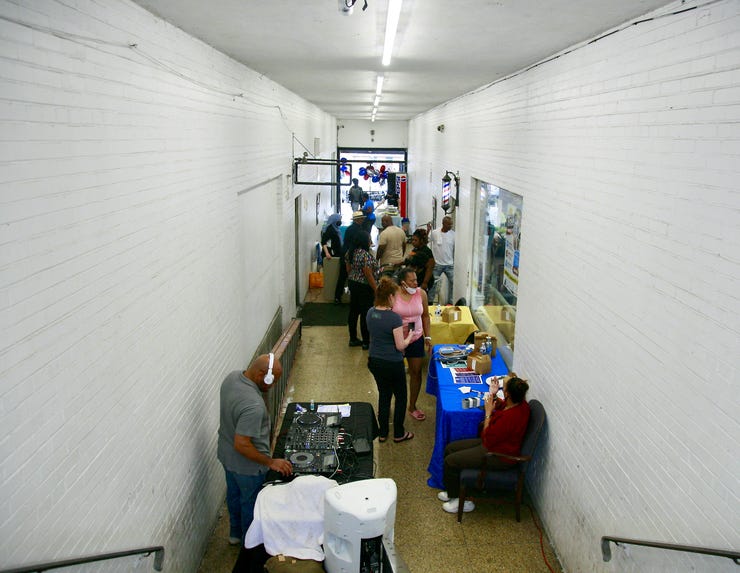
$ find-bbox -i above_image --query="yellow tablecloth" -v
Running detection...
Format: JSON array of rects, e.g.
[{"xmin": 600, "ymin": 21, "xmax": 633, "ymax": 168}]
[
  {"xmin": 428, "ymin": 306, "xmax": 478, "ymax": 345},
  {"xmin": 478, "ymin": 305, "xmax": 516, "ymax": 342}
]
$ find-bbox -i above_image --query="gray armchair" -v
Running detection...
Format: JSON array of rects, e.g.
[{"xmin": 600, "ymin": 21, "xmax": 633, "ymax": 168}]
[{"xmin": 457, "ymin": 399, "xmax": 546, "ymax": 522}]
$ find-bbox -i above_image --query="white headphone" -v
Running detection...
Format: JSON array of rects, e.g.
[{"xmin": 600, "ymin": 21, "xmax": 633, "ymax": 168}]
[{"xmin": 264, "ymin": 353, "xmax": 275, "ymax": 385}]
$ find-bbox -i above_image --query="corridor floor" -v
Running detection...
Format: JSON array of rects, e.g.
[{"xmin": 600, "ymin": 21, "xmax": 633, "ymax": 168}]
[{"xmin": 197, "ymin": 298, "xmax": 562, "ymax": 573}]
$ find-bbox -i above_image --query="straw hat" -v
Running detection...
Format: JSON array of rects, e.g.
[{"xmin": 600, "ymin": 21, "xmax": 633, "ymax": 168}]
[{"xmin": 352, "ymin": 210, "xmax": 366, "ymax": 220}]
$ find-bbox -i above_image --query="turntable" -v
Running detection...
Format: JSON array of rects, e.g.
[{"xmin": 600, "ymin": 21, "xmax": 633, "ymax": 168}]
[
  {"xmin": 288, "ymin": 450, "xmax": 337, "ymax": 474},
  {"xmin": 295, "ymin": 412, "xmax": 322, "ymax": 426},
  {"xmin": 289, "ymin": 451, "xmax": 316, "ymax": 468}
]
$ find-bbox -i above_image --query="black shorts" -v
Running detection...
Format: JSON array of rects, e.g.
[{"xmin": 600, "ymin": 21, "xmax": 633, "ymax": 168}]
[{"xmin": 405, "ymin": 335, "xmax": 425, "ymax": 358}]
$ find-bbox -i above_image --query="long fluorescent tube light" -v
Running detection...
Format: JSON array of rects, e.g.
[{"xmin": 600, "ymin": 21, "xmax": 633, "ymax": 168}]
[
  {"xmin": 373, "ymin": 95, "xmax": 381, "ymax": 107},
  {"xmin": 382, "ymin": 0, "xmax": 402, "ymax": 66},
  {"xmin": 376, "ymin": 74, "xmax": 384, "ymax": 96}
]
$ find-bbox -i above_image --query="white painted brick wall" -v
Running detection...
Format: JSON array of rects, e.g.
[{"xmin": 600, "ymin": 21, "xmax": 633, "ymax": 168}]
[
  {"xmin": 0, "ymin": 0, "xmax": 335, "ymax": 571},
  {"xmin": 409, "ymin": 1, "xmax": 739, "ymax": 571}
]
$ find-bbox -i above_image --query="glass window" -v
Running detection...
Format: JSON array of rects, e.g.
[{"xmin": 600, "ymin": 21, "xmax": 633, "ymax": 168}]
[{"xmin": 470, "ymin": 180, "xmax": 523, "ymax": 366}]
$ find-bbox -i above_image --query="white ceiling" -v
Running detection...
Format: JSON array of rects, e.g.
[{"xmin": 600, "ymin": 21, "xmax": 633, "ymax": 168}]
[{"xmin": 131, "ymin": 0, "xmax": 671, "ymax": 121}]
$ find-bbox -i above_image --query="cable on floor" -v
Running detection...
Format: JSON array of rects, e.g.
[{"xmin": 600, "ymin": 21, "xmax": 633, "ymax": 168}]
[
  {"xmin": 469, "ymin": 496, "xmax": 558, "ymax": 573},
  {"xmin": 524, "ymin": 502, "xmax": 558, "ymax": 573}
]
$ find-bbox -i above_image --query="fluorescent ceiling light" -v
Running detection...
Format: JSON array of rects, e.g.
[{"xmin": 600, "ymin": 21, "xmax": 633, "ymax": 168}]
[
  {"xmin": 382, "ymin": 0, "xmax": 402, "ymax": 66},
  {"xmin": 373, "ymin": 95, "xmax": 380, "ymax": 107},
  {"xmin": 375, "ymin": 74, "xmax": 384, "ymax": 96}
]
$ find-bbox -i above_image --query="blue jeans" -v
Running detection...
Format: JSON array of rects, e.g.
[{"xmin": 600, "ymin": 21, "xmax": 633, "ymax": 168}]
[
  {"xmin": 224, "ymin": 467, "xmax": 266, "ymax": 540},
  {"xmin": 430, "ymin": 264, "xmax": 454, "ymax": 304}
]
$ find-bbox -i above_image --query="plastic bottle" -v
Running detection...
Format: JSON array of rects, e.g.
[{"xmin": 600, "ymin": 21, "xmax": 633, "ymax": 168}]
[{"xmin": 310, "ymin": 399, "xmax": 315, "ymax": 411}]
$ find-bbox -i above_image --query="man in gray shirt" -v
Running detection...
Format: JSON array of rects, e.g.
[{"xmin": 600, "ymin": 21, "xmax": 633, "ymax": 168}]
[
  {"xmin": 217, "ymin": 353, "xmax": 292, "ymax": 544},
  {"xmin": 348, "ymin": 178, "xmax": 363, "ymax": 212}
]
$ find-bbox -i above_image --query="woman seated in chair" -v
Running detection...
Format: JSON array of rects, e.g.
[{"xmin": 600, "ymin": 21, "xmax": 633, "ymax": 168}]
[{"xmin": 437, "ymin": 375, "xmax": 530, "ymax": 514}]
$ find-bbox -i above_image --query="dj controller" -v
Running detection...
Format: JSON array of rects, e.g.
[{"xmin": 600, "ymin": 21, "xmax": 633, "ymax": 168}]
[{"xmin": 283, "ymin": 411, "xmax": 341, "ymax": 475}]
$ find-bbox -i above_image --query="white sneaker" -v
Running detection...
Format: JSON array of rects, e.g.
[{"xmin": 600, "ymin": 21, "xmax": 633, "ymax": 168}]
[
  {"xmin": 437, "ymin": 491, "xmax": 450, "ymax": 502},
  {"xmin": 442, "ymin": 498, "xmax": 475, "ymax": 514}
]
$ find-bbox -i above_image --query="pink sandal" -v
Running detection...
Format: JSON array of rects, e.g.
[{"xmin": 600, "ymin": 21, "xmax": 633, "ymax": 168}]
[
  {"xmin": 393, "ymin": 432, "xmax": 414, "ymax": 443},
  {"xmin": 409, "ymin": 409, "xmax": 426, "ymax": 421}
]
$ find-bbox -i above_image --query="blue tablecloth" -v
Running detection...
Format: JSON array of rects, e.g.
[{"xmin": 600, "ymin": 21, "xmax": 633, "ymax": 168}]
[{"xmin": 425, "ymin": 345, "xmax": 509, "ymax": 489}]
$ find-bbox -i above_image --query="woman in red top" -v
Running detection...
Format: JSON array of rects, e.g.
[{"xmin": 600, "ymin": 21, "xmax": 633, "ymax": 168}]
[{"xmin": 438, "ymin": 376, "xmax": 531, "ymax": 514}]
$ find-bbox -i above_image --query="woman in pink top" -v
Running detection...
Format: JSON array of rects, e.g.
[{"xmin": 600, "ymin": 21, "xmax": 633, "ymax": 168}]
[{"xmin": 392, "ymin": 267, "xmax": 432, "ymax": 420}]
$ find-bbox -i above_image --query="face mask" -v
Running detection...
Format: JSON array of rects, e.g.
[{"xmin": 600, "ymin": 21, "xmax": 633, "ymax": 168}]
[{"xmin": 403, "ymin": 285, "xmax": 417, "ymax": 295}]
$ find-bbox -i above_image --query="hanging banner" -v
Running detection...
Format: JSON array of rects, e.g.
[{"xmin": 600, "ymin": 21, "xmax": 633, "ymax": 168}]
[
  {"xmin": 502, "ymin": 207, "xmax": 521, "ymax": 296},
  {"xmin": 390, "ymin": 172, "xmax": 407, "ymax": 217}
]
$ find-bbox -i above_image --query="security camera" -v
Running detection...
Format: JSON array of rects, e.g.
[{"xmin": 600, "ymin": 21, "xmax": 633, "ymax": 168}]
[
  {"xmin": 437, "ymin": 124, "xmax": 445, "ymax": 132},
  {"xmin": 338, "ymin": 0, "xmax": 353, "ymax": 15}
]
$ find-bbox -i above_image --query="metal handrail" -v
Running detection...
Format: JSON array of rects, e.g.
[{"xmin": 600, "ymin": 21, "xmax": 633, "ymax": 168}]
[
  {"xmin": 0, "ymin": 546, "xmax": 164, "ymax": 573},
  {"xmin": 601, "ymin": 536, "xmax": 739, "ymax": 565}
]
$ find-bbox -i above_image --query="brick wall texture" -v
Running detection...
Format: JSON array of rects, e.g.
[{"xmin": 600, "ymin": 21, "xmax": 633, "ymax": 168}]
[
  {"xmin": 0, "ymin": 0, "xmax": 335, "ymax": 570},
  {"xmin": 408, "ymin": 1, "xmax": 739, "ymax": 571}
]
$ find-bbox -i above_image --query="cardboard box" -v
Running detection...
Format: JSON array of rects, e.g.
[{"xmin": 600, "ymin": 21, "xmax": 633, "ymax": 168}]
[
  {"xmin": 500, "ymin": 305, "xmax": 516, "ymax": 322},
  {"xmin": 473, "ymin": 331, "xmax": 497, "ymax": 355},
  {"xmin": 466, "ymin": 352, "xmax": 492, "ymax": 375},
  {"xmin": 497, "ymin": 322, "xmax": 515, "ymax": 342},
  {"xmin": 441, "ymin": 306, "xmax": 461, "ymax": 323}
]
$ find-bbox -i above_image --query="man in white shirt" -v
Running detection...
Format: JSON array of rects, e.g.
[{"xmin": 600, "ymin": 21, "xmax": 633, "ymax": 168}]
[
  {"xmin": 429, "ymin": 216, "xmax": 455, "ymax": 304},
  {"xmin": 376, "ymin": 214, "xmax": 407, "ymax": 273}
]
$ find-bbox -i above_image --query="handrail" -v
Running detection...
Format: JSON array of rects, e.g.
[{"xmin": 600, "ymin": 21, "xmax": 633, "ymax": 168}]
[
  {"xmin": 0, "ymin": 546, "xmax": 164, "ymax": 573},
  {"xmin": 601, "ymin": 536, "xmax": 739, "ymax": 565},
  {"xmin": 267, "ymin": 317, "xmax": 302, "ymax": 445}
]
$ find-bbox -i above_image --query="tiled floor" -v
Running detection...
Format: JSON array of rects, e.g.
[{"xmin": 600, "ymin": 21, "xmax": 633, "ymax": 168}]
[{"xmin": 197, "ymin": 294, "xmax": 562, "ymax": 573}]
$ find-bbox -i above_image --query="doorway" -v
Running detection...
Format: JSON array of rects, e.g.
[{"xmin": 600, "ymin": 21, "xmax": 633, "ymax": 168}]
[
  {"xmin": 336, "ymin": 147, "xmax": 407, "ymax": 223},
  {"xmin": 294, "ymin": 195, "xmax": 301, "ymax": 308}
]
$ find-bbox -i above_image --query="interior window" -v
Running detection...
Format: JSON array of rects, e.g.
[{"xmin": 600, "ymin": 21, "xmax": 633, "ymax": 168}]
[{"xmin": 470, "ymin": 180, "xmax": 523, "ymax": 366}]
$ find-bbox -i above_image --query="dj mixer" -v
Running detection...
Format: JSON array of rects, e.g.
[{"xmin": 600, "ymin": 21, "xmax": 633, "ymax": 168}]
[{"xmin": 283, "ymin": 411, "xmax": 340, "ymax": 475}]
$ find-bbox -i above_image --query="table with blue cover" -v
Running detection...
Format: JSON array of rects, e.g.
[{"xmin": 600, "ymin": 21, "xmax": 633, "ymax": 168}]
[{"xmin": 425, "ymin": 345, "xmax": 509, "ymax": 489}]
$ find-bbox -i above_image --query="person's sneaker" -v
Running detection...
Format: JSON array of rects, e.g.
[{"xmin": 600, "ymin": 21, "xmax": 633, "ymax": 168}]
[
  {"xmin": 442, "ymin": 498, "xmax": 475, "ymax": 514},
  {"xmin": 437, "ymin": 491, "xmax": 450, "ymax": 502},
  {"xmin": 348, "ymin": 339, "xmax": 362, "ymax": 347},
  {"xmin": 362, "ymin": 343, "xmax": 370, "ymax": 350},
  {"xmin": 228, "ymin": 536, "xmax": 241, "ymax": 545}
]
